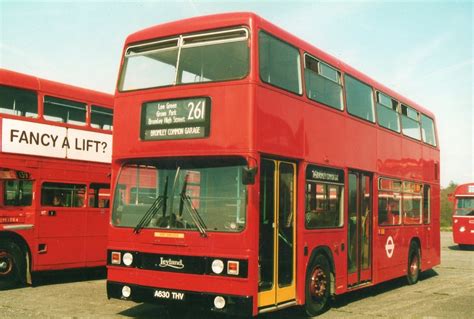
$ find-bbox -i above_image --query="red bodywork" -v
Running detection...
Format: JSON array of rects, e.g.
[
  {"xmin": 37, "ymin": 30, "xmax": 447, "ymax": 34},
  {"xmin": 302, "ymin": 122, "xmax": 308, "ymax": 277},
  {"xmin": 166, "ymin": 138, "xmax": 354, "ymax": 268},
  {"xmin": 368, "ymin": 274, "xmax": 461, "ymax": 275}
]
[
  {"xmin": 452, "ymin": 183, "xmax": 474, "ymax": 246},
  {"xmin": 107, "ymin": 13, "xmax": 440, "ymax": 316},
  {"xmin": 0, "ymin": 69, "xmax": 113, "ymax": 274}
]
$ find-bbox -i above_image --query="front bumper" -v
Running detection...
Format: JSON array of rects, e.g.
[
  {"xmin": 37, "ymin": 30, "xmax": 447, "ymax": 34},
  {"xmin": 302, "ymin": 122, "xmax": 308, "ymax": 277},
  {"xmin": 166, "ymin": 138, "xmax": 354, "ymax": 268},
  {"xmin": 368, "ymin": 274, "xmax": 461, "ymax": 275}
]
[{"xmin": 107, "ymin": 280, "xmax": 253, "ymax": 316}]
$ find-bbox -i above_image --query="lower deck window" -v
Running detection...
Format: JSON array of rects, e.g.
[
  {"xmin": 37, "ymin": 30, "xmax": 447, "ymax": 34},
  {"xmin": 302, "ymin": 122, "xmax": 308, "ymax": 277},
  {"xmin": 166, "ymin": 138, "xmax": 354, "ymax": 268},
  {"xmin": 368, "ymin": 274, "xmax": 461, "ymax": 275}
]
[
  {"xmin": 305, "ymin": 165, "xmax": 344, "ymax": 228},
  {"xmin": 41, "ymin": 182, "xmax": 86, "ymax": 207},
  {"xmin": 378, "ymin": 191, "xmax": 402, "ymax": 225},
  {"xmin": 3, "ymin": 180, "xmax": 33, "ymax": 206}
]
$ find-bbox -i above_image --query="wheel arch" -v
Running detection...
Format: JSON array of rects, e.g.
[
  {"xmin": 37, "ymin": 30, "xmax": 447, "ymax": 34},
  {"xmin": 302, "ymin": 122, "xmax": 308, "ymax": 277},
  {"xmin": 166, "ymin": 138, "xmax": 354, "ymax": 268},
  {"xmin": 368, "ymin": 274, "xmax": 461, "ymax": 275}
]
[{"xmin": 307, "ymin": 245, "xmax": 335, "ymax": 294}]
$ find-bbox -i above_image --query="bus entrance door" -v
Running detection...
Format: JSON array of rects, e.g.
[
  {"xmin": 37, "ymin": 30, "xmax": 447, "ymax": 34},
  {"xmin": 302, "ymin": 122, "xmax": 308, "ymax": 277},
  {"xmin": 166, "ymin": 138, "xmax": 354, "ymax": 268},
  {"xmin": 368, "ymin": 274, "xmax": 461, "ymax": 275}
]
[
  {"xmin": 258, "ymin": 159, "xmax": 296, "ymax": 311},
  {"xmin": 347, "ymin": 171, "xmax": 372, "ymax": 287}
]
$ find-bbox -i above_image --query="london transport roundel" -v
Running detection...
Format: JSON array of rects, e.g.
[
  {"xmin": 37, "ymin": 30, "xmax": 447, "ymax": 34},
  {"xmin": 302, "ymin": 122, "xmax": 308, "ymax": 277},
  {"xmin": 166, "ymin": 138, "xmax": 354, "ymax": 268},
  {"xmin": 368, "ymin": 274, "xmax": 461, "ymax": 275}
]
[{"xmin": 385, "ymin": 236, "xmax": 395, "ymax": 258}]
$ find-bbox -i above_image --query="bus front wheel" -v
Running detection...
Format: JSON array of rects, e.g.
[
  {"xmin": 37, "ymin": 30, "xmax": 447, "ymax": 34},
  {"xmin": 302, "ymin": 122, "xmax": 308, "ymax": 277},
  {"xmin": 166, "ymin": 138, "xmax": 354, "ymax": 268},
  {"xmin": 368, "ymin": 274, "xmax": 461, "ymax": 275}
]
[
  {"xmin": 0, "ymin": 241, "xmax": 25, "ymax": 289},
  {"xmin": 406, "ymin": 242, "xmax": 420, "ymax": 285},
  {"xmin": 304, "ymin": 254, "xmax": 331, "ymax": 316}
]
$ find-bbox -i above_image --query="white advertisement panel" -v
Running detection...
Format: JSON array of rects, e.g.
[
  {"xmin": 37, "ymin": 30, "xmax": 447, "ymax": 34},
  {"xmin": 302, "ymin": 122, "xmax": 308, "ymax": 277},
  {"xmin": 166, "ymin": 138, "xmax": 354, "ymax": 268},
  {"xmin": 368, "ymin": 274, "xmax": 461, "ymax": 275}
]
[{"xmin": 1, "ymin": 118, "xmax": 112, "ymax": 163}]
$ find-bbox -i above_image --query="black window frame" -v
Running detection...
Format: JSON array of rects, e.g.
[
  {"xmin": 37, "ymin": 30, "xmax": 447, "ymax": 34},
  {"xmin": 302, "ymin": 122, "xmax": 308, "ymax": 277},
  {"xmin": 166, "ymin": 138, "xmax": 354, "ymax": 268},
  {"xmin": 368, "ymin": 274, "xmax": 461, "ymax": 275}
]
[
  {"xmin": 258, "ymin": 30, "xmax": 303, "ymax": 96},
  {"xmin": 376, "ymin": 90, "xmax": 401, "ymax": 133},
  {"xmin": 344, "ymin": 74, "xmax": 376, "ymax": 123},
  {"xmin": 400, "ymin": 104, "xmax": 421, "ymax": 141},
  {"xmin": 0, "ymin": 84, "xmax": 38, "ymax": 118},
  {"xmin": 303, "ymin": 53, "xmax": 344, "ymax": 111},
  {"xmin": 43, "ymin": 95, "xmax": 87, "ymax": 126},
  {"xmin": 420, "ymin": 113, "xmax": 437, "ymax": 147},
  {"xmin": 91, "ymin": 105, "xmax": 114, "ymax": 131}
]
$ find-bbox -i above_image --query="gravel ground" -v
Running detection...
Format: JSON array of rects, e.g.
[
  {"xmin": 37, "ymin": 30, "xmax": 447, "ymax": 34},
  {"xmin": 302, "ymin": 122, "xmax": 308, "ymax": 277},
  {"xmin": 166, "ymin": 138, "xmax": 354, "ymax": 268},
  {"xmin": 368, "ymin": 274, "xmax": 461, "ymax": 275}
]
[{"xmin": 0, "ymin": 232, "xmax": 473, "ymax": 318}]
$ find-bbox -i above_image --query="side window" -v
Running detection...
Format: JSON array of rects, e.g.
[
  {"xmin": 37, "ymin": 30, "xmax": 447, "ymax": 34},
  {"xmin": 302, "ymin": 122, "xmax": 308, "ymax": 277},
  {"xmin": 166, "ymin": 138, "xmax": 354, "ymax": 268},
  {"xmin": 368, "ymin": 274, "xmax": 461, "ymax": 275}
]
[
  {"xmin": 3, "ymin": 180, "xmax": 33, "ymax": 206},
  {"xmin": 378, "ymin": 178, "xmax": 402, "ymax": 226},
  {"xmin": 376, "ymin": 91, "xmax": 400, "ymax": 133},
  {"xmin": 0, "ymin": 85, "xmax": 38, "ymax": 118},
  {"xmin": 421, "ymin": 114, "xmax": 437, "ymax": 146},
  {"xmin": 41, "ymin": 182, "xmax": 86, "ymax": 207},
  {"xmin": 304, "ymin": 55, "xmax": 343, "ymax": 110},
  {"xmin": 423, "ymin": 185, "xmax": 431, "ymax": 224},
  {"xmin": 344, "ymin": 75, "xmax": 375, "ymax": 122},
  {"xmin": 91, "ymin": 105, "xmax": 113, "ymax": 130},
  {"xmin": 88, "ymin": 183, "xmax": 110, "ymax": 208},
  {"xmin": 402, "ymin": 181, "xmax": 423, "ymax": 225},
  {"xmin": 259, "ymin": 31, "xmax": 302, "ymax": 94},
  {"xmin": 305, "ymin": 165, "xmax": 344, "ymax": 228},
  {"xmin": 401, "ymin": 104, "xmax": 421, "ymax": 140},
  {"xmin": 44, "ymin": 96, "xmax": 86, "ymax": 125}
]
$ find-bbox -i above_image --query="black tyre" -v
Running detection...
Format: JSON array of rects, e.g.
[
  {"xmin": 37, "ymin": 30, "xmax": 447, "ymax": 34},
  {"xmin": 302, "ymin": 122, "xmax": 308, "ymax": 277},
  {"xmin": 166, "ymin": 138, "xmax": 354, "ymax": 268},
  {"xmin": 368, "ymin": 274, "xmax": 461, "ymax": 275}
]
[
  {"xmin": 0, "ymin": 240, "xmax": 25, "ymax": 289},
  {"xmin": 406, "ymin": 242, "xmax": 420, "ymax": 285},
  {"xmin": 304, "ymin": 254, "xmax": 331, "ymax": 316}
]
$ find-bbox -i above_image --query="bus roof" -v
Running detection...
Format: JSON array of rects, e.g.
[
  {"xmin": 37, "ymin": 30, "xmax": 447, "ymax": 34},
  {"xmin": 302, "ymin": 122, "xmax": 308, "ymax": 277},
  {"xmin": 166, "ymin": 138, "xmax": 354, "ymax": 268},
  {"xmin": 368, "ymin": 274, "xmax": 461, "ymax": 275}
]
[
  {"xmin": 0, "ymin": 68, "xmax": 113, "ymax": 108},
  {"xmin": 124, "ymin": 12, "xmax": 434, "ymax": 119},
  {"xmin": 454, "ymin": 183, "xmax": 474, "ymax": 196}
]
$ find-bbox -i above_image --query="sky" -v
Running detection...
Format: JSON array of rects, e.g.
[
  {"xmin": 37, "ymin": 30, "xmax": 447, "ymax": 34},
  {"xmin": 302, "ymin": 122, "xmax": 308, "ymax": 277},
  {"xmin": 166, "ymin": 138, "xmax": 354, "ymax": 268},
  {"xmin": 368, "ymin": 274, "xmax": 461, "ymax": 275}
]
[{"xmin": 0, "ymin": 0, "xmax": 472, "ymax": 187}]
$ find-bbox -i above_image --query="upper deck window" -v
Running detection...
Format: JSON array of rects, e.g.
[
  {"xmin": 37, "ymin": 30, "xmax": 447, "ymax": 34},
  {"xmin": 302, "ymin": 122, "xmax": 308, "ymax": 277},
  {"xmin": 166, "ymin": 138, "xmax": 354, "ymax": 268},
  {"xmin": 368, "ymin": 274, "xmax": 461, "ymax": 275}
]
[
  {"xmin": 421, "ymin": 114, "xmax": 436, "ymax": 146},
  {"xmin": 344, "ymin": 75, "xmax": 375, "ymax": 122},
  {"xmin": 119, "ymin": 28, "xmax": 249, "ymax": 91},
  {"xmin": 259, "ymin": 32, "xmax": 302, "ymax": 95},
  {"xmin": 376, "ymin": 91, "xmax": 400, "ymax": 133},
  {"xmin": 0, "ymin": 85, "xmax": 38, "ymax": 118},
  {"xmin": 304, "ymin": 55, "xmax": 343, "ymax": 110},
  {"xmin": 91, "ymin": 105, "xmax": 113, "ymax": 130},
  {"xmin": 44, "ymin": 96, "xmax": 86, "ymax": 125},
  {"xmin": 401, "ymin": 104, "xmax": 421, "ymax": 140}
]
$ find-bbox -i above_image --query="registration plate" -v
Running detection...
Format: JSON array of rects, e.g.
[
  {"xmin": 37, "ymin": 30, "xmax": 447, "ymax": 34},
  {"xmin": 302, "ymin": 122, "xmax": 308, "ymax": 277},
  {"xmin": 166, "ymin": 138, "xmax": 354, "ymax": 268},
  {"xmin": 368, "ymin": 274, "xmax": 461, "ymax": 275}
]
[{"xmin": 153, "ymin": 289, "xmax": 185, "ymax": 301}]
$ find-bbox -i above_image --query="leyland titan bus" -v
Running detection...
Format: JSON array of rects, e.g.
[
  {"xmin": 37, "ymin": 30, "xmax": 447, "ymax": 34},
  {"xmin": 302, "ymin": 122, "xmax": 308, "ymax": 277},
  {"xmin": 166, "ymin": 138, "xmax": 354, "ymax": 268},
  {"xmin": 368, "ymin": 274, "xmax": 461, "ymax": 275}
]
[
  {"xmin": 451, "ymin": 183, "xmax": 474, "ymax": 248},
  {"xmin": 0, "ymin": 69, "xmax": 113, "ymax": 288},
  {"xmin": 107, "ymin": 13, "xmax": 440, "ymax": 316}
]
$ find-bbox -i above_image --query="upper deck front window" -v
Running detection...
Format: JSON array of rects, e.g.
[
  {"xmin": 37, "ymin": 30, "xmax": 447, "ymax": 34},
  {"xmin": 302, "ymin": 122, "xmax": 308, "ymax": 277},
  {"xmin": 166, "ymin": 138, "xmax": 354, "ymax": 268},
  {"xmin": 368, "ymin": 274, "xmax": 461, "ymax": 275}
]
[
  {"xmin": 456, "ymin": 198, "xmax": 474, "ymax": 216},
  {"xmin": 119, "ymin": 28, "xmax": 249, "ymax": 91}
]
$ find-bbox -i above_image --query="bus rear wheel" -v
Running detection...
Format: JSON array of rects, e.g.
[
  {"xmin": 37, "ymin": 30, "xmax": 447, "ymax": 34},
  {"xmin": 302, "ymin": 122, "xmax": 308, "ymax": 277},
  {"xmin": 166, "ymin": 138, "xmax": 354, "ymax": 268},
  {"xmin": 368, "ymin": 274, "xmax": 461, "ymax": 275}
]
[
  {"xmin": 0, "ymin": 241, "xmax": 25, "ymax": 289},
  {"xmin": 304, "ymin": 254, "xmax": 331, "ymax": 316},
  {"xmin": 406, "ymin": 242, "xmax": 420, "ymax": 285}
]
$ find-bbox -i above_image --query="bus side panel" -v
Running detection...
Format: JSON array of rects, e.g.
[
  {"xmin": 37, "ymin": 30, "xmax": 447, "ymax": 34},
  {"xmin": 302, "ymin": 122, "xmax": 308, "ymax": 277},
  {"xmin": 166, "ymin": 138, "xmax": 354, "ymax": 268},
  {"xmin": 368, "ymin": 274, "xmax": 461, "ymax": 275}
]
[
  {"xmin": 254, "ymin": 86, "xmax": 305, "ymax": 160},
  {"xmin": 401, "ymin": 138, "xmax": 423, "ymax": 181},
  {"xmin": 302, "ymin": 103, "xmax": 346, "ymax": 168},
  {"xmin": 344, "ymin": 118, "xmax": 377, "ymax": 172},
  {"xmin": 376, "ymin": 129, "xmax": 402, "ymax": 177}
]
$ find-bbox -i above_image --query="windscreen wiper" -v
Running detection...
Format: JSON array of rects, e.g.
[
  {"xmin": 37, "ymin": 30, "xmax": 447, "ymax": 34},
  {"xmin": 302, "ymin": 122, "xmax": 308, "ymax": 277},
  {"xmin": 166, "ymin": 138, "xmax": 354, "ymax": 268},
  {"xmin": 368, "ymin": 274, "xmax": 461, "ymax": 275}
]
[
  {"xmin": 133, "ymin": 177, "xmax": 169, "ymax": 234},
  {"xmin": 180, "ymin": 174, "xmax": 207, "ymax": 237}
]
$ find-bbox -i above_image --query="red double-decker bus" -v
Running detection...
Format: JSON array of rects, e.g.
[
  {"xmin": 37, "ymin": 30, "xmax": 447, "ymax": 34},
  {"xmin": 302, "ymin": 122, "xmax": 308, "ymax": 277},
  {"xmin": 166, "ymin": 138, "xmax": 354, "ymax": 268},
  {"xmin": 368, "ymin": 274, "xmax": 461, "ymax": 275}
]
[
  {"xmin": 451, "ymin": 183, "xmax": 474, "ymax": 248},
  {"xmin": 0, "ymin": 69, "xmax": 113, "ymax": 288},
  {"xmin": 106, "ymin": 13, "xmax": 440, "ymax": 316}
]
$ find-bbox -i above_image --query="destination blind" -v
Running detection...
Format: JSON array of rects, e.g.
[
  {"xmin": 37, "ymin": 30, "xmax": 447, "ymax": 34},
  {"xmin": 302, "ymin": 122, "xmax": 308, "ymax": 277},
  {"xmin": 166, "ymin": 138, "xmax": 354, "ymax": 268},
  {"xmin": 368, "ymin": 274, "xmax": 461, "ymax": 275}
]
[{"xmin": 141, "ymin": 97, "xmax": 211, "ymax": 141}]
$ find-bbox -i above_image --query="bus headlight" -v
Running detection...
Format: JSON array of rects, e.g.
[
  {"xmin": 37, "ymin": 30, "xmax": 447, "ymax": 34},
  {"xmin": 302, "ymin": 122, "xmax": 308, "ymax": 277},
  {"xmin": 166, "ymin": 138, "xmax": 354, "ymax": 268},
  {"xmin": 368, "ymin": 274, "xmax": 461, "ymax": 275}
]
[
  {"xmin": 211, "ymin": 259, "xmax": 224, "ymax": 274},
  {"xmin": 122, "ymin": 253, "xmax": 134, "ymax": 266},
  {"xmin": 459, "ymin": 226, "xmax": 466, "ymax": 233},
  {"xmin": 214, "ymin": 296, "xmax": 226, "ymax": 309},
  {"xmin": 122, "ymin": 285, "xmax": 131, "ymax": 298}
]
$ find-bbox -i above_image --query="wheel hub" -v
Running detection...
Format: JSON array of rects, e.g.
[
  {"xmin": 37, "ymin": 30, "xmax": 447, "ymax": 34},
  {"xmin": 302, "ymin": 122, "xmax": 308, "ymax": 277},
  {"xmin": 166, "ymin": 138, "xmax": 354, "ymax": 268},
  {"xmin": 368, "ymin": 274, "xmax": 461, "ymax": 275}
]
[
  {"xmin": 0, "ymin": 251, "xmax": 14, "ymax": 276},
  {"xmin": 310, "ymin": 266, "xmax": 327, "ymax": 298},
  {"xmin": 410, "ymin": 255, "xmax": 419, "ymax": 275}
]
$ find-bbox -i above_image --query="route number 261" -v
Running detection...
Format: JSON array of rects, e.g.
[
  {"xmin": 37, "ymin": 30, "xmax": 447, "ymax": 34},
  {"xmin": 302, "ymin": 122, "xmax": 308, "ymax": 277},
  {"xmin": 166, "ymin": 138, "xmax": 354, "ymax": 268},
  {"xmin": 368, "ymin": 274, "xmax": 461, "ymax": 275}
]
[{"xmin": 187, "ymin": 100, "xmax": 206, "ymax": 120}]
